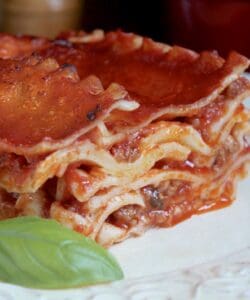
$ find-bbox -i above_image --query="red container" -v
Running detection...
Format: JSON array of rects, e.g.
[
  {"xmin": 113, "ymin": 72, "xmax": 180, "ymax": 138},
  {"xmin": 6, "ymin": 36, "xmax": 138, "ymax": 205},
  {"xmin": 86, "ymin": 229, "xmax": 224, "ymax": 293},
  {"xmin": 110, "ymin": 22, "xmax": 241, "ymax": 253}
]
[{"xmin": 166, "ymin": 0, "xmax": 250, "ymax": 57}]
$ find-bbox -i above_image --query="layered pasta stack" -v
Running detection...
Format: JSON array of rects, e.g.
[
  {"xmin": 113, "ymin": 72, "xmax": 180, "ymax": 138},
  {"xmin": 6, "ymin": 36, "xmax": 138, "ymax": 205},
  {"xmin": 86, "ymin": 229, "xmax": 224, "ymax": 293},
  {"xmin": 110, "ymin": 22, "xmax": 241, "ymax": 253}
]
[{"xmin": 0, "ymin": 31, "xmax": 249, "ymax": 246}]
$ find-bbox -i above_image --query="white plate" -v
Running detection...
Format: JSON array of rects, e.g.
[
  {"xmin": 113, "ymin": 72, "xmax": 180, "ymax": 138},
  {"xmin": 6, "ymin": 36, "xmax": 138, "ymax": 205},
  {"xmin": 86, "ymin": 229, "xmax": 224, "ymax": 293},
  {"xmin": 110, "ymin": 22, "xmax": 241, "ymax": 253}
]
[{"xmin": 0, "ymin": 99, "xmax": 249, "ymax": 300}]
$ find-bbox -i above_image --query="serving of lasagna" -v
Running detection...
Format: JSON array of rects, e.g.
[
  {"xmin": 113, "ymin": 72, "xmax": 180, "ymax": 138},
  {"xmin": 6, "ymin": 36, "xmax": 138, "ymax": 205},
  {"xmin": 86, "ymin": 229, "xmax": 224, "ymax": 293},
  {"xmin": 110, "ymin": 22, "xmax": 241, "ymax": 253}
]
[{"xmin": 0, "ymin": 30, "xmax": 249, "ymax": 247}]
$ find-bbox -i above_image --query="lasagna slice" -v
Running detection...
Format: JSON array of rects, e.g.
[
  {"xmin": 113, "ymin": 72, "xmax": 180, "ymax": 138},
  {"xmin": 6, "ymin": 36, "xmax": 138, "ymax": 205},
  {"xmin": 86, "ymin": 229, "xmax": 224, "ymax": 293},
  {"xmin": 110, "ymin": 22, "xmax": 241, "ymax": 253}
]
[{"xmin": 0, "ymin": 31, "xmax": 249, "ymax": 247}]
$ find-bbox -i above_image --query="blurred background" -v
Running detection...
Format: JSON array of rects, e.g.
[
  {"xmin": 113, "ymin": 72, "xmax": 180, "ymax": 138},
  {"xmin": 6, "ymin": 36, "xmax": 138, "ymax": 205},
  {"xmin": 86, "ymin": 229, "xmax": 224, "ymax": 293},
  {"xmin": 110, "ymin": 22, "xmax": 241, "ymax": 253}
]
[{"xmin": 0, "ymin": 0, "xmax": 250, "ymax": 57}]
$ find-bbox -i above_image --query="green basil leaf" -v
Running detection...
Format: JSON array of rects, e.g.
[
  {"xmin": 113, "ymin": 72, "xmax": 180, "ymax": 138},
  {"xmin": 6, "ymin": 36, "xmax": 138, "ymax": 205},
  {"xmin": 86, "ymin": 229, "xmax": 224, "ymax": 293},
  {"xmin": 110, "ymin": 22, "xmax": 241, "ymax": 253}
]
[{"xmin": 0, "ymin": 216, "xmax": 123, "ymax": 289}]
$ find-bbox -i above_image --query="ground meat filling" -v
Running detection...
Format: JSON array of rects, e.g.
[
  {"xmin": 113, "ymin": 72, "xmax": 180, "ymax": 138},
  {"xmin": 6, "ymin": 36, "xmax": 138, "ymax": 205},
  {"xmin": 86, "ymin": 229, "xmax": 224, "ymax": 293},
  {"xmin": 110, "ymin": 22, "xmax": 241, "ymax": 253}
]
[
  {"xmin": 140, "ymin": 180, "xmax": 195, "ymax": 226},
  {"xmin": 106, "ymin": 180, "xmax": 194, "ymax": 229},
  {"xmin": 141, "ymin": 185, "xmax": 163, "ymax": 209},
  {"xmin": 110, "ymin": 139, "xmax": 141, "ymax": 163},
  {"xmin": 212, "ymin": 135, "xmax": 240, "ymax": 171},
  {"xmin": 108, "ymin": 204, "xmax": 145, "ymax": 229},
  {"xmin": 0, "ymin": 189, "xmax": 18, "ymax": 219}
]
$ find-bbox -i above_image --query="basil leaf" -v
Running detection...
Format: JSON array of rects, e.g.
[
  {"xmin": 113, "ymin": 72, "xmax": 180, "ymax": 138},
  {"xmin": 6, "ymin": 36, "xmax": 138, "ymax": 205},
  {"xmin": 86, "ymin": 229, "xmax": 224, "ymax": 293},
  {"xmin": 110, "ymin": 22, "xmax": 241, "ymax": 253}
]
[{"xmin": 0, "ymin": 217, "xmax": 123, "ymax": 289}]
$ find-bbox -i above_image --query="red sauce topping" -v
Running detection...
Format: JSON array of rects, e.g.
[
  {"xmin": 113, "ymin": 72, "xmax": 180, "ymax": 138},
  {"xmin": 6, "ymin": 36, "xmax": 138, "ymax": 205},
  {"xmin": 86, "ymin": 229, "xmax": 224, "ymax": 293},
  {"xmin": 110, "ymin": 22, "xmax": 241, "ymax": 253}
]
[
  {"xmin": 0, "ymin": 57, "xmax": 125, "ymax": 146},
  {"xmin": 0, "ymin": 34, "xmax": 49, "ymax": 59},
  {"xmin": 0, "ymin": 31, "xmax": 248, "ymax": 145},
  {"xmin": 38, "ymin": 31, "xmax": 249, "ymax": 126}
]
